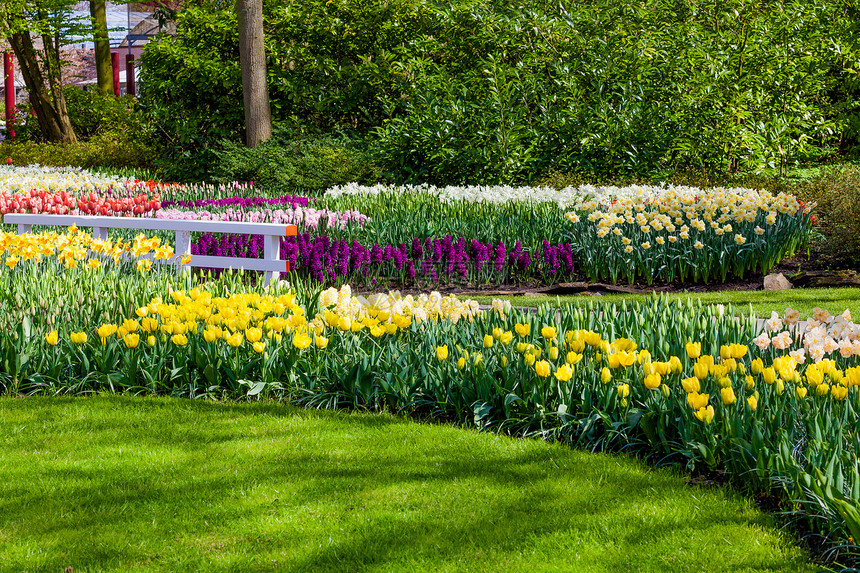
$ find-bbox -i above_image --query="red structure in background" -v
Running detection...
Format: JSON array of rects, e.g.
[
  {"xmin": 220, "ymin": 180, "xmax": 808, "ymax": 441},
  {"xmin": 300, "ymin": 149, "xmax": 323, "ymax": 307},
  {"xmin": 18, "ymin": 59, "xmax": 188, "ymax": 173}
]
[
  {"xmin": 125, "ymin": 54, "xmax": 136, "ymax": 96},
  {"xmin": 4, "ymin": 52, "xmax": 14, "ymax": 137},
  {"xmin": 111, "ymin": 52, "xmax": 120, "ymax": 96}
]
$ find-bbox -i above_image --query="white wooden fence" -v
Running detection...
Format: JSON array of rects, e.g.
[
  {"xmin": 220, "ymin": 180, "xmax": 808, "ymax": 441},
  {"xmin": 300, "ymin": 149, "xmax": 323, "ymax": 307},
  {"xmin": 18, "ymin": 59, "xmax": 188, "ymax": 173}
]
[{"xmin": 3, "ymin": 214, "xmax": 297, "ymax": 285}]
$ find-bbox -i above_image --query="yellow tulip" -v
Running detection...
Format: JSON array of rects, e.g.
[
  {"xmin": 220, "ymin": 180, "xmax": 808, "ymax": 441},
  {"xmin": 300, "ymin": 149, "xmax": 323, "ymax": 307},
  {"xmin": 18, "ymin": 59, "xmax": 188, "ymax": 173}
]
[
  {"xmin": 831, "ymin": 385, "xmax": 848, "ymax": 401},
  {"xmin": 762, "ymin": 367, "xmax": 776, "ymax": 385},
  {"xmin": 553, "ymin": 364, "xmax": 573, "ymax": 382},
  {"xmin": 123, "ymin": 333, "xmax": 140, "ymax": 349},
  {"xmin": 847, "ymin": 366, "xmax": 860, "ymax": 387},
  {"xmin": 644, "ymin": 373, "xmax": 661, "ymax": 390},
  {"xmin": 693, "ymin": 361, "xmax": 709, "ymax": 380},
  {"xmin": 541, "ymin": 326, "xmax": 557, "ymax": 340},
  {"xmin": 720, "ymin": 345, "xmax": 731, "ymax": 360},
  {"xmin": 147, "ymin": 335, "xmax": 156, "ymax": 347},
  {"xmin": 253, "ymin": 341, "xmax": 266, "ymax": 354},
  {"xmin": 483, "ymin": 334, "xmax": 494, "ymax": 349},
  {"xmin": 746, "ymin": 395, "xmax": 757, "ymax": 411},
  {"xmin": 514, "ymin": 323, "xmax": 530, "ymax": 337},
  {"xmin": 500, "ymin": 331, "xmax": 513, "ymax": 346},
  {"xmin": 750, "ymin": 358, "xmax": 764, "ymax": 375},
  {"xmin": 816, "ymin": 383, "xmax": 830, "ymax": 396},
  {"xmin": 292, "ymin": 332, "xmax": 312, "ymax": 350},
  {"xmin": 694, "ymin": 405, "xmax": 715, "ymax": 425},
  {"xmin": 171, "ymin": 333, "xmax": 188, "ymax": 346},
  {"xmin": 720, "ymin": 387, "xmax": 736, "ymax": 406},
  {"xmin": 315, "ymin": 335, "xmax": 329, "ymax": 349},
  {"xmin": 245, "ymin": 327, "xmax": 263, "ymax": 343},
  {"xmin": 796, "ymin": 386, "xmax": 808, "ymax": 399},
  {"xmin": 686, "ymin": 342, "xmax": 701, "ymax": 359},
  {"xmin": 600, "ymin": 367, "xmax": 612, "ymax": 384},
  {"xmin": 456, "ymin": 357, "xmax": 466, "ymax": 370},
  {"xmin": 436, "ymin": 345, "xmax": 449, "ymax": 361},
  {"xmin": 681, "ymin": 377, "xmax": 700, "ymax": 394},
  {"xmin": 203, "ymin": 328, "xmax": 219, "ymax": 343},
  {"xmin": 805, "ymin": 365, "xmax": 824, "ymax": 386},
  {"xmin": 617, "ymin": 384, "xmax": 630, "ymax": 398},
  {"xmin": 45, "ymin": 330, "xmax": 59, "ymax": 346},
  {"xmin": 566, "ymin": 351, "xmax": 583, "ymax": 366},
  {"xmin": 745, "ymin": 375, "xmax": 755, "ymax": 391},
  {"xmin": 687, "ymin": 392, "xmax": 710, "ymax": 411},
  {"xmin": 548, "ymin": 346, "xmax": 559, "ymax": 361},
  {"xmin": 141, "ymin": 317, "xmax": 159, "ymax": 333},
  {"xmin": 226, "ymin": 332, "xmax": 243, "ymax": 348},
  {"xmin": 535, "ymin": 360, "xmax": 551, "ymax": 377}
]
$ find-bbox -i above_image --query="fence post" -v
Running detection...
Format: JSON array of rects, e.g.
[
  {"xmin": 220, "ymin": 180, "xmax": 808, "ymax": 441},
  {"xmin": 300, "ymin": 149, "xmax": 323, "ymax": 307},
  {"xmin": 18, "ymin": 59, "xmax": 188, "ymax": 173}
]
[
  {"xmin": 263, "ymin": 233, "xmax": 281, "ymax": 286},
  {"xmin": 111, "ymin": 52, "xmax": 120, "ymax": 97},
  {"xmin": 4, "ymin": 52, "xmax": 14, "ymax": 137},
  {"xmin": 125, "ymin": 53, "xmax": 135, "ymax": 97}
]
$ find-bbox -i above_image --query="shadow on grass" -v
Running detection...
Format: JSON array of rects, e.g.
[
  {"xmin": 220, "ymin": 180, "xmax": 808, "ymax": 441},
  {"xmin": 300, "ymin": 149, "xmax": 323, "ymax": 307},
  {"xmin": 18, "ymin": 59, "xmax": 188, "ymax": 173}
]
[{"xmin": 0, "ymin": 396, "xmax": 815, "ymax": 572}]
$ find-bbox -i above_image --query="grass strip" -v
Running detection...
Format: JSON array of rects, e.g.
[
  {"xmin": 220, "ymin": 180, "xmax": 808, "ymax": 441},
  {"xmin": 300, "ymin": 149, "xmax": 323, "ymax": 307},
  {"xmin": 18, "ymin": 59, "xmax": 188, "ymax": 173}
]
[
  {"xmin": 471, "ymin": 287, "xmax": 860, "ymax": 318},
  {"xmin": 0, "ymin": 396, "xmax": 817, "ymax": 572}
]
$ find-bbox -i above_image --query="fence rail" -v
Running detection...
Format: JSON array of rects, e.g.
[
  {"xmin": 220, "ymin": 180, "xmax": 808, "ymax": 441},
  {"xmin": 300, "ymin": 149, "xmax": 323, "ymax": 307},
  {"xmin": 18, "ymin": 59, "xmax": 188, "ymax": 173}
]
[{"xmin": 3, "ymin": 214, "xmax": 297, "ymax": 285}]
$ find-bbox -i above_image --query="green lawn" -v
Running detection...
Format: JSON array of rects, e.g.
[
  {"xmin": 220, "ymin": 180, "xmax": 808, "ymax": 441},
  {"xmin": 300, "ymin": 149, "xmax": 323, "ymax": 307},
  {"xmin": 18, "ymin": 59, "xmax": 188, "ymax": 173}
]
[
  {"xmin": 472, "ymin": 287, "xmax": 860, "ymax": 319},
  {"xmin": 0, "ymin": 397, "xmax": 816, "ymax": 572}
]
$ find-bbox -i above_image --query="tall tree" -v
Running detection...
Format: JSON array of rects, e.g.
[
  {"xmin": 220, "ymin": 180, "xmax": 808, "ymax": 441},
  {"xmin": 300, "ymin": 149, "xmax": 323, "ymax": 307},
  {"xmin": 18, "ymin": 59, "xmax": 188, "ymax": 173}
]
[
  {"xmin": 236, "ymin": 0, "xmax": 271, "ymax": 147},
  {"xmin": 0, "ymin": 0, "xmax": 84, "ymax": 142},
  {"xmin": 90, "ymin": 0, "xmax": 113, "ymax": 94}
]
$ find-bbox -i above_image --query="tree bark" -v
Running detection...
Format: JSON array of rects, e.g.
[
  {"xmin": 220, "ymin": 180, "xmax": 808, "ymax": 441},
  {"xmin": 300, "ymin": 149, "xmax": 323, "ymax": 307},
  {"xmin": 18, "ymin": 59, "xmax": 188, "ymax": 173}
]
[
  {"xmin": 7, "ymin": 31, "xmax": 77, "ymax": 143},
  {"xmin": 90, "ymin": 0, "xmax": 113, "ymax": 95},
  {"xmin": 236, "ymin": 0, "xmax": 272, "ymax": 147}
]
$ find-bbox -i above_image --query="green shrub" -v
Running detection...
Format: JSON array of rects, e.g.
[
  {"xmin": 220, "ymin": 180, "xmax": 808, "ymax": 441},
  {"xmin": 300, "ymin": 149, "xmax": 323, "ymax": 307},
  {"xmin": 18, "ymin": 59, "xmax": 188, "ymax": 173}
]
[
  {"xmin": 140, "ymin": 0, "xmax": 859, "ymax": 184},
  {"xmin": 797, "ymin": 166, "xmax": 860, "ymax": 266},
  {"xmin": 211, "ymin": 133, "xmax": 380, "ymax": 192},
  {"xmin": 0, "ymin": 133, "xmax": 157, "ymax": 170},
  {"xmin": 63, "ymin": 87, "xmax": 151, "ymax": 142}
]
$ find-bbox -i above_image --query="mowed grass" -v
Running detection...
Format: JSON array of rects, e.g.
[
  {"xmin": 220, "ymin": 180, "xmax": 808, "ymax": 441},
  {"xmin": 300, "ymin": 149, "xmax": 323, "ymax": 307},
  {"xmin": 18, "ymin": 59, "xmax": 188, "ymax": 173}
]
[
  {"xmin": 0, "ymin": 397, "xmax": 817, "ymax": 573},
  {"xmin": 472, "ymin": 287, "xmax": 860, "ymax": 319}
]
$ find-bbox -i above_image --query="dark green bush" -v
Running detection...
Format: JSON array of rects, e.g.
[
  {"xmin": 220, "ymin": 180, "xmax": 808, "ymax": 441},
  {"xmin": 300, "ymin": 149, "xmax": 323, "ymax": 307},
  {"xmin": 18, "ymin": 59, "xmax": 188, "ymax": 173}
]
[
  {"xmin": 212, "ymin": 133, "xmax": 380, "ymax": 192},
  {"xmin": 0, "ymin": 133, "xmax": 157, "ymax": 169},
  {"xmin": 140, "ymin": 0, "xmax": 859, "ymax": 184},
  {"xmin": 796, "ymin": 165, "xmax": 860, "ymax": 266},
  {"xmin": 63, "ymin": 87, "xmax": 150, "ymax": 142}
]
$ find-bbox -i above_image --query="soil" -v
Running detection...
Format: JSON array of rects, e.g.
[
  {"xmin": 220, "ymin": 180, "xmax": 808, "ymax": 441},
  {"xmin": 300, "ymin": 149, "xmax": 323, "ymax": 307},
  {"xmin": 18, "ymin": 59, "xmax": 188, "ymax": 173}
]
[{"xmin": 354, "ymin": 252, "xmax": 860, "ymax": 298}]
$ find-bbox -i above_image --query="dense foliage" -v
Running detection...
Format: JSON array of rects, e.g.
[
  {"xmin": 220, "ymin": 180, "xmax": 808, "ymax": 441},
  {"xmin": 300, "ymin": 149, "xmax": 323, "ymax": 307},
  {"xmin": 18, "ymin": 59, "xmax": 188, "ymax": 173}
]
[{"xmin": 139, "ymin": 0, "xmax": 859, "ymax": 183}]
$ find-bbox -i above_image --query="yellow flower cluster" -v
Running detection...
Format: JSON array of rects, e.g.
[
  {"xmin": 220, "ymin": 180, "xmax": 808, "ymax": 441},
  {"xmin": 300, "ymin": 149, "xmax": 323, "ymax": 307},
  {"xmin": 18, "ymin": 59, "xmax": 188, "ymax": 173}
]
[
  {"xmin": 0, "ymin": 226, "xmax": 190, "ymax": 270},
  {"xmin": 564, "ymin": 187, "xmax": 804, "ymax": 251},
  {"xmin": 318, "ymin": 285, "xmax": 483, "ymax": 326}
]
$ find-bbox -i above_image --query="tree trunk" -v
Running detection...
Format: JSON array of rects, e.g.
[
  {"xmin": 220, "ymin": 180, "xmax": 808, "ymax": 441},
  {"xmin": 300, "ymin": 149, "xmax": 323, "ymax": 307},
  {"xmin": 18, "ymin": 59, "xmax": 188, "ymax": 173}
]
[
  {"xmin": 7, "ymin": 31, "xmax": 77, "ymax": 143},
  {"xmin": 236, "ymin": 0, "xmax": 272, "ymax": 147},
  {"xmin": 90, "ymin": 0, "xmax": 113, "ymax": 95}
]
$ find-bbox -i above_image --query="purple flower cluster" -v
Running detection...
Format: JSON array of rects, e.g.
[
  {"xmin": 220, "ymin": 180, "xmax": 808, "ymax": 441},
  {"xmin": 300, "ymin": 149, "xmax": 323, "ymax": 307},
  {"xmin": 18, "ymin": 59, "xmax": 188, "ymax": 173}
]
[
  {"xmin": 192, "ymin": 232, "xmax": 576, "ymax": 285},
  {"xmin": 162, "ymin": 194, "xmax": 312, "ymax": 210}
]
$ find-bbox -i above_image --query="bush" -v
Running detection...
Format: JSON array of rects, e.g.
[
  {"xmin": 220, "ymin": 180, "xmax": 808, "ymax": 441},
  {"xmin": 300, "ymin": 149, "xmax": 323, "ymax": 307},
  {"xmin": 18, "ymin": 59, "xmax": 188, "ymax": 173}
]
[
  {"xmin": 211, "ymin": 133, "xmax": 381, "ymax": 192},
  {"xmin": 0, "ymin": 133, "xmax": 157, "ymax": 170},
  {"xmin": 140, "ymin": 0, "xmax": 859, "ymax": 184},
  {"xmin": 797, "ymin": 165, "xmax": 860, "ymax": 266},
  {"xmin": 63, "ymin": 87, "xmax": 151, "ymax": 142}
]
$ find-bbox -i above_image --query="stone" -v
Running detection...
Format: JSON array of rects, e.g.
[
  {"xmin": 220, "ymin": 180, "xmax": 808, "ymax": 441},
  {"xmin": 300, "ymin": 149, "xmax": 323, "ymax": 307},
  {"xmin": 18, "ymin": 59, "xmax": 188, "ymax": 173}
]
[{"xmin": 763, "ymin": 273, "xmax": 792, "ymax": 291}]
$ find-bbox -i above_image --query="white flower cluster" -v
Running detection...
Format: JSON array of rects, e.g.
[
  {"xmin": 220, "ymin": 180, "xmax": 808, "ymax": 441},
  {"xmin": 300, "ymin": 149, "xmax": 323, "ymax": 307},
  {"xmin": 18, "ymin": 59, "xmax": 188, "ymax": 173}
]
[
  {"xmin": 318, "ymin": 284, "xmax": 483, "ymax": 324},
  {"xmin": 754, "ymin": 308, "xmax": 860, "ymax": 363},
  {"xmin": 0, "ymin": 165, "xmax": 138, "ymax": 195},
  {"xmin": 324, "ymin": 181, "xmax": 780, "ymax": 209}
]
